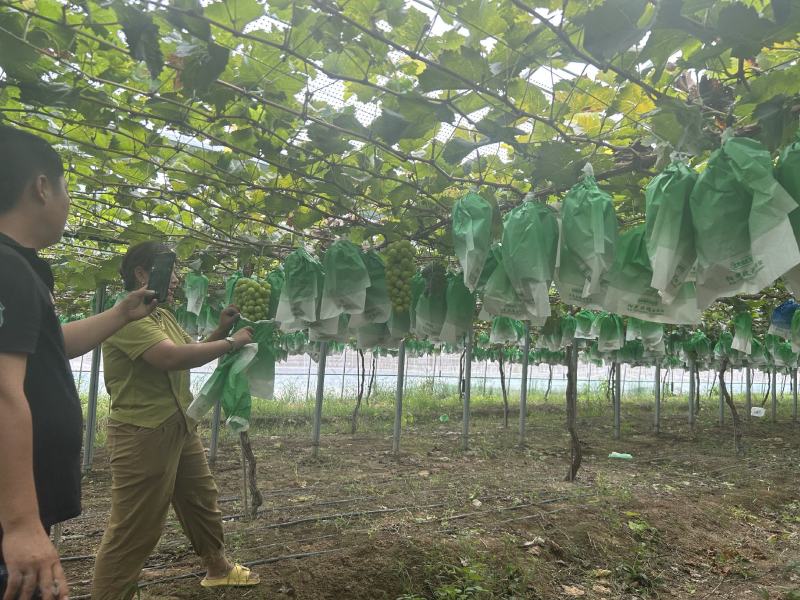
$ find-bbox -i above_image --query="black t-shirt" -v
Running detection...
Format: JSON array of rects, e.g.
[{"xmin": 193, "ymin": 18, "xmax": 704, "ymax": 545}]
[{"xmin": 0, "ymin": 233, "xmax": 82, "ymax": 552}]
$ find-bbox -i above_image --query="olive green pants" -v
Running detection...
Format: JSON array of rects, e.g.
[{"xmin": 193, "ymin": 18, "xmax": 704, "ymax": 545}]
[{"xmin": 91, "ymin": 411, "xmax": 225, "ymax": 600}]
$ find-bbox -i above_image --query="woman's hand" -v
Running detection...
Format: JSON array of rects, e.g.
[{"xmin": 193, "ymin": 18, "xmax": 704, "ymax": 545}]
[
  {"xmin": 231, "ymin": 327, "xmax": 254, "ymax": 350},
  {"xmin": 115, "ymin": 285, "xmax": 158, "ymax": 324},
  {"xmin": 217, "ymin": 305, "xmax": 241, "ymax": 334}
]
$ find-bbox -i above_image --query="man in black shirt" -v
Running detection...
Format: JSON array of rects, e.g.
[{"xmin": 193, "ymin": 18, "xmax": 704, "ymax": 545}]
[{"xmin": 0, "ymin": 126, "xmax": 157, "ymax": 600}]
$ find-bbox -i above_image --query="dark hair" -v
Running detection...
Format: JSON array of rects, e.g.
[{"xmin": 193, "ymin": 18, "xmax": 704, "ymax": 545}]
[
  {"xmin": 120, "ymin": 241, "xmax": 171, "ymax": 291},
  {"xmin": 0, "ymin": 125, "xmax": 64, "ymax": 214}
]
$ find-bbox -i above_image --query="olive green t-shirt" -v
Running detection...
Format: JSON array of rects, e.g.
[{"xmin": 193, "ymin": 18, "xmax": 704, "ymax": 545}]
[{"xmin": 103, "ymin": 307, "xmax": 194, "ymax": 428}]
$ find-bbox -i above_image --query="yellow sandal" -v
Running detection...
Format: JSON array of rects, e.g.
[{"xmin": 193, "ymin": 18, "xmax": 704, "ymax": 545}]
[{"xmin": 200, "ymin": 563, "xmax": 260, "ymax": 588}]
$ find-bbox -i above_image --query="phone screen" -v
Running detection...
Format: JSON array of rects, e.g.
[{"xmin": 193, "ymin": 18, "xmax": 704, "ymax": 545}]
[{"xmin": 148, "ymin": 252, "xmax": 176, "ymax": 304}]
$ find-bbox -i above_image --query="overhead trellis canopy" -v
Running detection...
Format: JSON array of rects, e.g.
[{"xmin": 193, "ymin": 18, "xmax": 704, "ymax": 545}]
[{"xmin": 0, "ymin": 0, "xmax": 799, "ymax": 305}]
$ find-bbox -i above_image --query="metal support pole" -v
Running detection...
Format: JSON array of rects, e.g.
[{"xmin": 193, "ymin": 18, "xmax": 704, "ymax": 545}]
[
  {"xmin": 311, "ymin": 342, "xmax": 328, "ymax": 459},
  {"xmin": 392, "ymin": 340, "xmax": 406, "ymax": 455},
  {"xmin": 209, "ymin": 396, "xmax": 222, "ymax": 465},
  {"xmin": 613, "ymin": 361, "xmax": 621, "ymax": 440},
  {"xmin": 82, "ymin": 285, "xmax": 106, "ymax": 473},
  {"xmin": 654, "ymin": 364, "xmax": 661, "ymax": 434},
  {"xmin": 718, "ymin": 372, "xmax": 725, "ymax": 426},
  {"xmin": 482, "ymin": 360, "xmax": 488, "ymax": 396},
  {"xmin": 339, "ymin": 348, "xmax": 347, "ymax": 400},
  {"xmin": 305, "ymin": 353, "xmax": 312, "ymax": 402},
  {"xmin": 462, "ymin": 328, "xmax": 473, "ymax": 451},
  {"xmin": 688, "ymin": 361, "xmax": 696, "ymax": 428},
  {"xmin": 745, "ymin": 367, "xmax": 752, "ymax": 421},
  {"xmin": 519, "ymin": 323, "xmax": 530, "ymax": 446},
  {"xmin": 771, "ymin": 369, "xmax": 778, "ymax": 423},
  {"xmin": 793, "ymin": 368, "xmax": 798, "ymax": 423}
]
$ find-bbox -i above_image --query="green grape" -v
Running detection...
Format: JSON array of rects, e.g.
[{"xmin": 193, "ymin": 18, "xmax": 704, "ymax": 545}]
[
  {"xmin": 233, "ymin": 276, "xmax": 272, "ymax": 321},
  {"xmin": 383, "ymin": 241, "xmax": 416, "ymax": 313}
]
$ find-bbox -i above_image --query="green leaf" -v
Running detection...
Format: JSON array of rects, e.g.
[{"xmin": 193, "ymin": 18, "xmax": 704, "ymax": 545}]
[
  {"xmin": 753, "ymin": 95, "xmax": 798, "ymax": 152},
  {"xmin": 204, "ymin": 0, "xmax": 264, "ymax": 32},
  {"xmin": 114, "ymin": 5, "xmax": 164, "ymax": 79},
  {"xmin": 648, "ymin": 98, "xmax": 716, "ymax": 155},
  {"xmin": 0, "ymin": 10, "xmax": 44, "ymax": 81},
  {"xmin": 441, "ymin": 137, "xmax": 482, "ymax": 164},
  {"xmin": 580, "ymin": 0, "xmax": 649, "ymax": 62},
  {"xmin": 175, "ymin": 42, "xmax": 230, "ymax": 95},
  {"xmin": 716, "ymin": 3, "xmax": 776, "ymax": 60},
  {"xmin": 163, "ymin": 0, "xmax": 211, "ymax": 40},
  {"xmin": 530, "ymin": 142, "xmax": 585, "ymax": 189},
  {"xmin": 417, "ymin": 47, "xmax": 492, "ymax": 91},
  {"xmin": 292, "ymin": 206, "xmax": 325, "ymax": 229}
]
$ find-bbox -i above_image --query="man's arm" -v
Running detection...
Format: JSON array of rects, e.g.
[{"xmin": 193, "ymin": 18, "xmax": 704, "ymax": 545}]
[
  {"xmin": 61, "ymin": 287, "xmax": 156, "ymax": 359},
  {"xmin": 0, "ymin": 353, "xmax": 67, "ymax": 600}
]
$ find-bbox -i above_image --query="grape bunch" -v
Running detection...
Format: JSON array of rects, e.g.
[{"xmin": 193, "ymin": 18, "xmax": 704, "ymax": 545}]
[
  {"xmin": 233, "ymin": 277, "xmax": 271, "ymax": 322},
  {"xmin": 384, "ymin": 241, "xmax": 416, "ymax": 313}
]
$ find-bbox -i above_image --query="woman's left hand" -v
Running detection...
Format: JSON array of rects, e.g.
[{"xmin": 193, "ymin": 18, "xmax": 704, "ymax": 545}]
[
  {"xmin": 218, "ymin": 305, "xmax": 241, "ymax": 332},
  {"xmin": 117, "ymin": 286, "xmax": 159, "ymax": 323}
]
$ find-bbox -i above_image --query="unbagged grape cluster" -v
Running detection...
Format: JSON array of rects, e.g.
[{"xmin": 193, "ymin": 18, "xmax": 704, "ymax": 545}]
[
  {"xmin": 384, "ymin": 241, "xmax": 416, "ymax": 313},
  {"xmin": 234, "ymin": 277, "xmax": 271, "ymax": 322}
]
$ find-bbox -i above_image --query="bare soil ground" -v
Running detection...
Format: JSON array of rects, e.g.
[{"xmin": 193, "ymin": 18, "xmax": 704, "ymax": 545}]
[{"xmin": 63, "ymin": 396, "xmax": 800, "ymax": 600}]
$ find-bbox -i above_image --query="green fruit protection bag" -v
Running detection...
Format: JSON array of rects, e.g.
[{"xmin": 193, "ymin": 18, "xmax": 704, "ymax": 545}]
[
  {"xmin": 175, "ymin": 305, "xmax": 198, "ymax": 338},
  {"xmin": 276, "ymin": 248, "xmax": 323, "ymax": 330},
  {"xmin": 574, "ymin": 310, "xmax": 596, "ymax": 339},
  {"xmin": 309, "ymin": 313, "xmax": 350, "ymax": 343},
  {"xmin": 690, "ymin": 136, "xmax": 800, "ymax": 308},
  {"xmin": 625, "ymin": 318, "xmax": 664, "ymax": 352},
  {"xmin": 592, "ymin": 313, "xmax": 624, "ymax": 353},
  {"xmin": 560, "ymin": 315, "xmax": 577, "ymax": 348},
  {"xmin": 413, "ymin": 279, "xmax": 447, "ymax": 341},
  {"xmin": 644, "ymin": 162, "xmax": 698, "ymax": 303},
  {"xmin": 747, "ymin": 338, "xmax": 768, "ymax": 368},
  {"xmin": 714, "ymin": 332, "xmax": 744, "ymax": 368},
  {"xmin": 618, "ymin": 340, "xmax": 645, "ymax": 366},
  {"xmin": 481, "ymin": 248, "xmax": 532, "ymax": 321},
  {"xmin": 408, "ymin": 272, "xmax": 425, "ymax": 333},
  {"xmin": 356, "ymin": 322, "xmax": 392, "ymax": 350},
  {"xmin": 388, "ymin": 308, "xmax": 411, "ymax": 341},
  {"xmin": 556, "ymin": 175, "xmax": 618, "ymax": 307},
  {"xmin": 501, "ymin": 202, "xmax": 558, "ymax": 318},
  {"xmin": 476, "ymin": 245, "xmax": 500, "ymax": 292},
  {"xmin": 775, "ymin": 135, "xmax": 800, "ymax": 295},
  {"xmin": 440, "ymin": 273, "xmax": 476, "ymax": 345},
  {"xmin": 538, "ymin": 316, "xmax": 562, "ymax": 352},
  {"xmin": 791, "ymin": 309, "xmax": 800, "ymax": 354},
  {"xmin": 266, "ymin": 269, "xmax": 284, "ymax": 320},
  {"xmin": 349, "ymin": 251, "xmax": 391, "ymax": 328},
  {"xmin": 187, "ymin": 321, "xmax": 278, "ymax": 432},
  {"xmin": 320, "ymin": 240, "xmax": 371, "ymax": 320},
  {"xmin": 684, "ymin": 331, "xmax": 712, "ymax": 365},
  {"xmin": 603, "ymin": 224, "xmax": 700, "ymax": 325},
  {"xmin": 452, "ymin": 191, "xmax": 494, "ymax": 292},
  {"xmin": 732, "ymin": 311, "xmax": 753, "ymax": 355},
  {"xmin": 183, "ymin": 272, "xmax": 208, "ymax": 316},
  {"xmin": 489, "ymin": 317, "xmax": 523, "ymax": 345},
  {"xmin": 197, "ymin": 303, "xmax": 220, "ymax": 338}
]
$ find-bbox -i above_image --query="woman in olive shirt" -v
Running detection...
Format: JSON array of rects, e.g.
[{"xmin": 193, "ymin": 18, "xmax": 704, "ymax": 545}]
[{"xmin": 91, "ymin": 242, "xmax": 259, "ymax": 600}]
